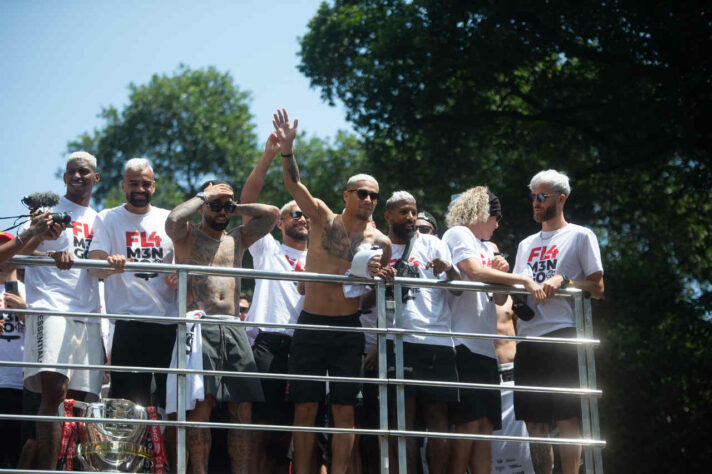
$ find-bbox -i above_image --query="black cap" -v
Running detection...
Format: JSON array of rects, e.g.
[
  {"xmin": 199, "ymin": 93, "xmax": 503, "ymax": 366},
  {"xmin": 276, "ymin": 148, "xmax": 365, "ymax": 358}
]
[
  {"xmin": 416, "ymin": 211, "xmax": 438, "ymax": 234},
  {"xmin": 487, "ymin": 191, "xmax": 502, "ymax": 218}
]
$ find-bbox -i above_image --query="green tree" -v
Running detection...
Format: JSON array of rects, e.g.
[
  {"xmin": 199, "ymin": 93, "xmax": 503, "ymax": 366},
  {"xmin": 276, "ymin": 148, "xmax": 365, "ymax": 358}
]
[
  {"xmin": 66, "ymin": 64, "xmax": 257, "ymax": 208},
  {"xmin": 299, "ymin": 1, "xmax": 712, "ymax": 471}
]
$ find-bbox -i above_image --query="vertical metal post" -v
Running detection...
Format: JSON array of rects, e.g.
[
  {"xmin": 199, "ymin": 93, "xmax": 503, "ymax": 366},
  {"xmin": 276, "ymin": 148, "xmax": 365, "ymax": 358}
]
[
  {"xmin": 394, "ymin": 284, "xmax": 407, "ymax": 474},
  {"xmin": 574, "ymin": 294, "xmax": 594, "ymax": 474},
  {"xmin": 177, "ymin": 271, "xmax": 187, "ymax": 474},
  {"xmin": 376, "ymin": 281, "xmax": 390, "ymax": 474},
  {"xmin": 583, "ymin": 297, "xmax": 604, "ymax": 473}
]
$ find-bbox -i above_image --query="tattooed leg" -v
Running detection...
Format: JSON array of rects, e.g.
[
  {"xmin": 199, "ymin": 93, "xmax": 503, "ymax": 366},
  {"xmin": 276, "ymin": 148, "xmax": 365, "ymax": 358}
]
[
  {"xmin": 526, "ymin": 422, "xmax": 553, "ymax": 474},
  {"xmin": 227, "ymin": 401, "xmax": 252, "ymax": 474},
  {"xmin": 187, "ymin": 397, "xmax": 213, "ymax": 474}
]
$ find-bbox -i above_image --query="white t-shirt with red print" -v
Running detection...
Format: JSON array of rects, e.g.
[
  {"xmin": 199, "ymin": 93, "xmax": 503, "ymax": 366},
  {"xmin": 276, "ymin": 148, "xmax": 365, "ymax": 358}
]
[
  {"xmin": 90, "ymin": 205, "xmax": 177, "ymax": 320},
  {"xmin": 513, "ymin": 223, "xmax": 603, "ymax": 337},
  {"xmin": 22, "ymin": 196, "xmax": 101, "ymax": 322},
  {"xmin": 442, "ymin": 225, "xmax": 498, "ymax": 359},
  {"xmin": 248, "ymin": 234, "xmax": 307, "ymax": 337},
  {"xmin": 385, "ymin": 233, "xmax": 454, "ymax": 347}
]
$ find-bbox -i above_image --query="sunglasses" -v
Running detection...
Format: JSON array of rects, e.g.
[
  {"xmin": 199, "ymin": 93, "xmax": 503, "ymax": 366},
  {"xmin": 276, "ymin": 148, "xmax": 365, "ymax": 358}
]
[
  {"xmin": 530, "ymin": 193, "xmax": 557, "ymax": 203},
  {"xmin": 288, "ymin": 210, "xmax": 306, "ymax": 220},
  {"xmin": 239, "ymin": 305, "xmax": 249, "ymax": 313},
  {"xmin": 415, "ymin": 225, "xmax": 434, "ymax": 234},
  {"xmin": 494, "ymin": 215, "xmax": 503, "ymax": 223},
  {"xmin": 347, "ymin": 189, "xmax": 380, "ymax": 201},
  {"xmin": 206, "ymin": 201, "xmax": 237, "ymax": 213}
]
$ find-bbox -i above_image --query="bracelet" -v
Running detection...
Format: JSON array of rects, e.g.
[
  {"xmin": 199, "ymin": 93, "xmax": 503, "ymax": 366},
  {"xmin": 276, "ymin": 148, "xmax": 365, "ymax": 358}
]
[{"xmin": 280, "ymin": 153, "xmax": 294, "ymax": 158}]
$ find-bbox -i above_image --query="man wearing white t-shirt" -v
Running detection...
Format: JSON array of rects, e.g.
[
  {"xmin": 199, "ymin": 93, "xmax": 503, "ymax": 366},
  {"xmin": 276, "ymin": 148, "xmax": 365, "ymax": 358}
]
[
  {"xmin": 165, "ymin": 178, "xmax": 278, "ymax": 473},
  {"xmin": 240, "ymin": 133, "xmax": 309, "ymax": 473},
  {"xmin": 512, "ymin": 170, "xmax": 604, "ymax": 474},
  {"xmin": 20, "ymin": 152, "xmax": 104, "ymax": 470},
  {"xmin": 443, "ymin": 187, "xmax": 545, "ymax": 474},
  {"xmin": 361, "ymin": 191, "xmax": 459, "ymax": 473},
  {"xmin": 88, "ymin": 158, "xmax": 177, "ymax": 409}
]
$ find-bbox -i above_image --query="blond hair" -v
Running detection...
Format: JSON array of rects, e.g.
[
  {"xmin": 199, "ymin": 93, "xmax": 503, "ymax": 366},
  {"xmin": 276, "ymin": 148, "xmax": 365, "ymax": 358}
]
[{"xmin": 446, "ymin": 186, "xmax": 489, "ymax": 227}]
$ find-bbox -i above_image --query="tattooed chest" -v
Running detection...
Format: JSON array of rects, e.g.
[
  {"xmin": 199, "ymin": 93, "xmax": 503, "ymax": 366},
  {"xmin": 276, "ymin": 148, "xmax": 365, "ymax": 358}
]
[
  {"xmin": 320, "ymin": 222, "xmax": 368, "ymax": 262},
  {"xmin": 186, "ymin": 234, "xmax": 239, "ymax": 267}
]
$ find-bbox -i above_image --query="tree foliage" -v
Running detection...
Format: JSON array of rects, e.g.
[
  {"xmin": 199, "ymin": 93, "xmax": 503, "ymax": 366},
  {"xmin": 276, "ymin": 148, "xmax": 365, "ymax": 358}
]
[
  {"xmin": 299, "ymin": 1, "xmax": 712, "ymax": 471},
  {"xmin": 66, "ymin": 64, "xmax": 257, "ymax": 206}
]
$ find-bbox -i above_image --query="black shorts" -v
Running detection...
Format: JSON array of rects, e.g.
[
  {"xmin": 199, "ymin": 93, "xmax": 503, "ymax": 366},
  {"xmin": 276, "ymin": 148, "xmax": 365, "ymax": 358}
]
[
  {"xmin": 387, "ymin": 340, "xmax": 459, "ymax": 403},
  {"xmin": 287, "ymin": 311, "xmax": 365, "ymax": 406},
  {"xmin": 450, "ymin": 345, "xmax": 502, "ymax": 429},
  {"xmin": 110, "ymin": 321, "xmax": 177, "ymax": 408},
  {"xmin": 201, "ymin": 319, "xmax": 264, "ymax": 404},
  {"xmin": 513, "ymin": 327, "xmax": 582, "ymax": 423},
  {"xmin": 252, "ymin": 331, "xmax": 293, "ymax": 424},
  {"xmin": 0, "ymin": 388, "xmax": 23, "ymax": 468}
]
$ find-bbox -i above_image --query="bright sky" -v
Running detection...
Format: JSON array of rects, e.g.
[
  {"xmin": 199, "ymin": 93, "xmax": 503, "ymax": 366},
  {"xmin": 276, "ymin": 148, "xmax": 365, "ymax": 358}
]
[{"xmin": 0, "ymin": 0, "xmax": 349, "ymax": 226}]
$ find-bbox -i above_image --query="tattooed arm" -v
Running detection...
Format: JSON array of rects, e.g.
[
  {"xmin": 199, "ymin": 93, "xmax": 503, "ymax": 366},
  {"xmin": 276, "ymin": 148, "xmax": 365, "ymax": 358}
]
[
  {"xmin": 231, "ymin": 203, "xmax": 280, "ymax": 250},
  {"xmin": 240, "ymin": 132, "xmax": 281, "ymax": 225},
  {"xmin": 273, "ymin": 108, "xmax": 331, "ymax": 221}
]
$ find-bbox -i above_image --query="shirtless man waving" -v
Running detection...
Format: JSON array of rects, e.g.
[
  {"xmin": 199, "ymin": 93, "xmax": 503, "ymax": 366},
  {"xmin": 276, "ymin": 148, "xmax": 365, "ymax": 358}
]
[
  {"xmin": 274, "ymin": 109, "xmax": 391, "ymax": 474},
  {"xmin": 165, "ymin": 180, "xmax": 279, "ymax": 473}
]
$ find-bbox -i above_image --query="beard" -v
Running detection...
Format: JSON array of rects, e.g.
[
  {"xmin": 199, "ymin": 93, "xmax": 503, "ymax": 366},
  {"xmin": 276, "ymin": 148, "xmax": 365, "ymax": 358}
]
[
  {"xmin": 391, "ymin": 221, "xmax": 415, "ymax": 241},
  {"xmin": 127, "ymin": 192, "xmax": 152, "ymax": 208},
  {"xmin": 285, "ymin": 226, "xmax": 309, "ymax": 241},
  {"xmin": 205, "ymin": 215, "xmax": 230, "ymax": 231},
  {"xmin": 534, "ymin": 205, "xmax": 557, "ymax": 223}
]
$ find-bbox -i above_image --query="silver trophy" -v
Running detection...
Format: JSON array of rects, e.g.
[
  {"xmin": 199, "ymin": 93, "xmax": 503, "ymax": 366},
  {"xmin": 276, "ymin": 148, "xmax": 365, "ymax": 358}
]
[{"xmin": 62, "ymin": 398, "xmax": 153, "ymax": 472}]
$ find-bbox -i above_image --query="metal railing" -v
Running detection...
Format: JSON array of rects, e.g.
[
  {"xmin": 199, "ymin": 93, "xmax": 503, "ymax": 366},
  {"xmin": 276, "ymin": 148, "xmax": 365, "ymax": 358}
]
[{"xmin": 1, "ymin": 256, "xmax": 605, "ymax": 473}]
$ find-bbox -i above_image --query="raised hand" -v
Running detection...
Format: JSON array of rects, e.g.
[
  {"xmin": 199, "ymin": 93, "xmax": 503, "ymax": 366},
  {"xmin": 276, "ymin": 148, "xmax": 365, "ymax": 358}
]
[
  {"xmin": 272, "ymin": 108, "xmax": 299, "ymax": 152},
  {"xmin": 264, "ymin": 131, "xmax": 282, "ymax": 159},
  {"xmin": 203, "ymin": 182, "xmax": 234, "ymax": 202}
]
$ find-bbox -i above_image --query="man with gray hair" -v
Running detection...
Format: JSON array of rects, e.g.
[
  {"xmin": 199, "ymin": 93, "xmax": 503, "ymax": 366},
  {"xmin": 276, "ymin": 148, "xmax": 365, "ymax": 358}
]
[
  {"xmin": 89, "ymin": 157, "xmax": 178, "ymax": 409},
  {"xmin": 240, "ymin": 133, "xmax": 310, "ymax": 472},
  {"xmin": 274, "ymin": 109, "xmax": 391, "ymax": 474},
  {"xmin": 512, "ymin": 169, "xmax": 604, "ymax": 474},
  {"xmin": 19, "ymin": 151, "xmax": 104, "ymax": 469}
]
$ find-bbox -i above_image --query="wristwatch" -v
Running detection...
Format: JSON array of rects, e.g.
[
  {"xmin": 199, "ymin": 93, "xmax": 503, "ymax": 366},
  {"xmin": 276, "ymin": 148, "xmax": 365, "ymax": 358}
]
[
  {"xmin": 196, "ymin": 192, "xmax": 207, "ymax": 202},
  {"xmin": 560, "ymin": 275, "xmax": 571, "ymax": 289}
]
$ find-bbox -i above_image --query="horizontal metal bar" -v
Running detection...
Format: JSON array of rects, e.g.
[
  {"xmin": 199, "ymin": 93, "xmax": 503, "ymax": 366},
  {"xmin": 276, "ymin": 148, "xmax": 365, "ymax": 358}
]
[
  {"xmin": 8, "ymin": 255, "xmax": 584, "ymax": 297},
  {"xmin": 4, "ymin": 307, "xmax": 599, "ymax": 346},
  {"xmin": 0, "ymin": 360, "xmax": 601, "ymax": 395},
  {"xmin": 0, "ymin": 414, "xmax": 605, "ymax": 447}
]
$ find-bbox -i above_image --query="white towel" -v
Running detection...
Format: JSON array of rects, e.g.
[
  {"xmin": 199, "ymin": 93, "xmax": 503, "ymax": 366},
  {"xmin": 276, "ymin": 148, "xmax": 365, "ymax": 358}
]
[
  {"xmin": 343, "ymin": 243, "xmax": 383, "ymax": 298},
  {"xmin": 166, "ymin": 310, "xmax": 205, "ymax": 414}
]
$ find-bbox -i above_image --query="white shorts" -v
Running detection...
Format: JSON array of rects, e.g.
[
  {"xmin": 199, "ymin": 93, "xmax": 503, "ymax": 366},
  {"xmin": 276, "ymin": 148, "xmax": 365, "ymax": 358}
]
[{"xmin": 24, "ymin": 315, "xmax": 104, "ymax": 397}]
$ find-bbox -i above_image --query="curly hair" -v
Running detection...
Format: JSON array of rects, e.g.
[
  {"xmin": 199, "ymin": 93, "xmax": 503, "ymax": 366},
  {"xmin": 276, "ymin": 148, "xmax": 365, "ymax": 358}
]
[{"xmin": 446, "ymin": 186, "xmax": 490, "ymax": 228}]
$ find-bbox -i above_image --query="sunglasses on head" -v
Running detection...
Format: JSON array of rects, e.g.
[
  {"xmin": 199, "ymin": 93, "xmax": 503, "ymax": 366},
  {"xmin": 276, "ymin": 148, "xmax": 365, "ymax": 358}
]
[
  {"xmin": 348, "ymin": 189, "xmax": 380, "ymax": 201},
  {"xmin": 530, "ymin": 193, "xmax": 557, "ymax": 203},
  {"xmin": 415, "ymin": 225, "xmax": 434, "ymax": 234},
  {"xmin": 206, "ymin": 201, "xmax": 237, "ymax": 213}
]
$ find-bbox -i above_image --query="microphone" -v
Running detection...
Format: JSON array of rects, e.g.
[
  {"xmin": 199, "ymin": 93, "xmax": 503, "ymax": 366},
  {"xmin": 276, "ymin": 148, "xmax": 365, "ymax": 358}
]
[{"xmin": 21, "ymin": 192, "xmax": 61, "ymax": 210}]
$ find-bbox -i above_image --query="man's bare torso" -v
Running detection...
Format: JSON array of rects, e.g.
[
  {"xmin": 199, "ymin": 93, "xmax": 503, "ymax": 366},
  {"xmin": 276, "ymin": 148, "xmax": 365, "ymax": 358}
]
[
  {"xmin": 174, "ymin": 224, "xmax": 243, "ymax": 315},
  {"xmin": 304, "ymin": 214, "xmax": 389, "ymax": 316}
]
